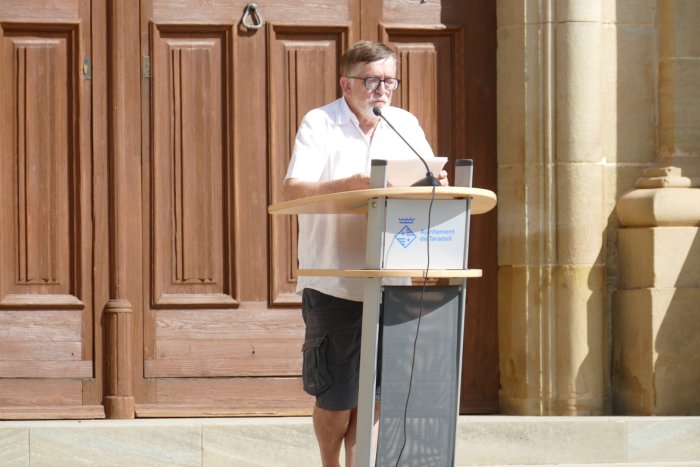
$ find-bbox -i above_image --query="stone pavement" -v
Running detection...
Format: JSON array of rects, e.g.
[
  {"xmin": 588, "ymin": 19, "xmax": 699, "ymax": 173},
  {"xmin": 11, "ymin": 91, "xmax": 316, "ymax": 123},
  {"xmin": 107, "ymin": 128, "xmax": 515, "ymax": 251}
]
[{"xmin": 1, "ymin": 416, "xmax": 699, "ymax": 466}]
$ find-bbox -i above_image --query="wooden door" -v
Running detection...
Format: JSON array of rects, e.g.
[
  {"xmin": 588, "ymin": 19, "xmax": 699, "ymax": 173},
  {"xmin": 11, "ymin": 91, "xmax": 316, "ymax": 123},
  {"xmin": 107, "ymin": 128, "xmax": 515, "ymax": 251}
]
[
  {"xmin": 0, "ymin": 0, "xmax": 496, "ymax": 419},
  {"xmin": 0, "ymin": 0, "xmax": 104, "ymax": 418},
  {"xmin": 138, "ymin": 0, "xmax": 497, "ymax": 416},
  {"xmin": 136, "ymin": 0, "xmax": 360, "ymax": 416}
]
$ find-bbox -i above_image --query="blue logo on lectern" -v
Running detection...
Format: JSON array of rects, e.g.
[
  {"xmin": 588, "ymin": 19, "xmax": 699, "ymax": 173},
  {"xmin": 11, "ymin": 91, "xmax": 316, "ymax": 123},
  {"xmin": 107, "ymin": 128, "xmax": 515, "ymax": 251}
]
[{"xmin": 395, "ymin": 218, "xmax": 417, "ymax": 248}]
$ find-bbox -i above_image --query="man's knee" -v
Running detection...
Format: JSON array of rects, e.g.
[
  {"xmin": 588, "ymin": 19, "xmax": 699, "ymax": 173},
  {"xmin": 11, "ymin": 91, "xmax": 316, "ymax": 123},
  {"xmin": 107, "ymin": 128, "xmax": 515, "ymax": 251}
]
[{"xmin": 314, "ymin": 405, "xmax": 353, "ymax": 429}]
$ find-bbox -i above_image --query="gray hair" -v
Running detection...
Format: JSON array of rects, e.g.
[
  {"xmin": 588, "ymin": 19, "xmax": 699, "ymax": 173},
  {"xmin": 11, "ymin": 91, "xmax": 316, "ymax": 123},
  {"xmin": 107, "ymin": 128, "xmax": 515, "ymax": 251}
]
[{"xmin": 340, "ymin": 41, "xmax": 396, "ymax": 76}]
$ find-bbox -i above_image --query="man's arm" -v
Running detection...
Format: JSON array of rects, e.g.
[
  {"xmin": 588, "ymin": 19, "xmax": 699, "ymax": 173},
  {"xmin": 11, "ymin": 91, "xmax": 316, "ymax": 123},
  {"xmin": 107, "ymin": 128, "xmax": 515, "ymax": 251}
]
[{"xmin": 283, "ymin": 174, "xmax": 371, "ymax": 201}]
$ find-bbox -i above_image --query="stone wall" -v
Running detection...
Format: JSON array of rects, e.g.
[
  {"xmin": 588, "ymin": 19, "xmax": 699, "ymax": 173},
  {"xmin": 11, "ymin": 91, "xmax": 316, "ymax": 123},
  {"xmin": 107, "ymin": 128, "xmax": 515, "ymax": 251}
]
[
  {"xmin": 613, "ymin": 0, "xmax": 700, "ymax": 416},
  {"xmin": 497, "ymin": 0, "xmax": 699, "ymax": 415}
]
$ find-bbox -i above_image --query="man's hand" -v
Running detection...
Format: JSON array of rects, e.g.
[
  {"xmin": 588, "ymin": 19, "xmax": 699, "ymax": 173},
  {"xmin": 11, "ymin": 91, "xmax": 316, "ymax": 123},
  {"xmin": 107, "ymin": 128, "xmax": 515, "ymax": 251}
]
[
  {"xmin": 340, "ymin": 173, "xmax": 371, "ymax": 191},
  {"xmin": 438, "ymin": 170, "xmax": 450, "ymax": 186},
  {"xmin": 283, "ymin": 173, "xmax": 371, "ymax": 200}
]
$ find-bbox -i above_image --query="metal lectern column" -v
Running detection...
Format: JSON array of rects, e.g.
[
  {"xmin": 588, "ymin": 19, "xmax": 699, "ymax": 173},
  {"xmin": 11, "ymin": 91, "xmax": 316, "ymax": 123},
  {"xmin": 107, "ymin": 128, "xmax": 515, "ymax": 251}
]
[
  {"xmin": 355, "ymin": 159, "xmax": 476, "ymax": 467},
  {"xmin": 356, "ymin": 160, "xmax": 388, "ymax": 467}
]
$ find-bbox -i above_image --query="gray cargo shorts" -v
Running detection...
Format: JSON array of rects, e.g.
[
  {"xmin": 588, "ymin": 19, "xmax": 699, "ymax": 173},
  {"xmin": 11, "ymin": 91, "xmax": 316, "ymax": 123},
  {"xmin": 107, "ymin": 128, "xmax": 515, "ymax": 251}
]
[{"xmin": 301, "ymin": 288, "xmax": 381, "ymax": 411}]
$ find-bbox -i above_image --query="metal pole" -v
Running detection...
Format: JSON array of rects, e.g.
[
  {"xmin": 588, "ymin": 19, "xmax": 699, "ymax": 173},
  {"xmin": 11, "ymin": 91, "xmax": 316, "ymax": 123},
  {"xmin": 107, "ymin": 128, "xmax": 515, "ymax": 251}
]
[{"xmin": 356, "ymin": 160, "xmax": 387, "ymax": 467}]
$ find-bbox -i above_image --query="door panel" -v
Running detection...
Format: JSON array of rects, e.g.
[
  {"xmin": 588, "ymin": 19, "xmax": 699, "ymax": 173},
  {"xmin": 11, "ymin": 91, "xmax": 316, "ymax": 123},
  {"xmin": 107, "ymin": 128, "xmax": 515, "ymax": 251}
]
[
  {"xmin": 150, "ymin": 24, "xmax": 235, "ymax": 308},
  {"xmin": 1, "ymin": 26, "xmax": 79, "ymax": 306},
  {"xmin": 145, "ymin": 308, "xmax": 303, "ymax": 377},
  {"xmin": 138, "ymin": 377, "xmax": 311, "ymax": 417},
  {"xmin": 138, "ymin": 0, "xmax": 359, "ymax": 415},
  {"xmin": 382, "ymin": 26, "xmax": 465, "ymax": 165},
  {"xmin": 268, "ymin": 24, "xmax": 349, "ymax": 306},
  {"xmin": 0, "ymin": 0, "xmax": 101, "ymax": 416}
]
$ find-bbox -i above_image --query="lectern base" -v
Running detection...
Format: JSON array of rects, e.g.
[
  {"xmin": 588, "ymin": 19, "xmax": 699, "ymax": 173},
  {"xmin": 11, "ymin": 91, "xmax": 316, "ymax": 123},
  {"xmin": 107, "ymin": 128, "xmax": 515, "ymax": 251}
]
[{"xmin": 376, "ymin": 285, "xmax": 463, "ymax": 467}]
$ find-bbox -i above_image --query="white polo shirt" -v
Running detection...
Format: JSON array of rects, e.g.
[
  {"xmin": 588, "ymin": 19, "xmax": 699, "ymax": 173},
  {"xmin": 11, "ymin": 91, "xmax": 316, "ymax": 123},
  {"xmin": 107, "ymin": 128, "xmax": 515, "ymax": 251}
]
[{"xmin": 285, "ymin": 97, "xmax": 435, "ymax": 302}]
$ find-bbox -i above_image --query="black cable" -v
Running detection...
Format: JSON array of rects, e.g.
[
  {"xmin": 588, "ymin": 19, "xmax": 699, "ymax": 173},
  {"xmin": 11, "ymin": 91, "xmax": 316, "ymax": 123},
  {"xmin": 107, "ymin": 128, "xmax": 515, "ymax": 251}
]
[{"xmin": 394, "ymin": 184, "xmax": 436, "ymax": 466}]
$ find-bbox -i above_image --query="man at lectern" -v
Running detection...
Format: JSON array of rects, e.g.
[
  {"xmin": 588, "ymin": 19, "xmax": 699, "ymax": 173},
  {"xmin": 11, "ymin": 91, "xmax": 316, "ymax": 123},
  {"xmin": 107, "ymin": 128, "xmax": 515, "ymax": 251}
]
[{"xmin": 283, "ymin": 40, "xmax": 447, "ymax": 467}]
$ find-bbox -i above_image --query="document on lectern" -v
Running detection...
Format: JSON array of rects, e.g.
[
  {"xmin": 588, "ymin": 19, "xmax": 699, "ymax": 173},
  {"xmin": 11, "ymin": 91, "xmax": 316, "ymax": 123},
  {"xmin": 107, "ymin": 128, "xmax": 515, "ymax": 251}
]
[{"xmin": 384, "ymin": 157, "xmax": 448, "ymax": 187}]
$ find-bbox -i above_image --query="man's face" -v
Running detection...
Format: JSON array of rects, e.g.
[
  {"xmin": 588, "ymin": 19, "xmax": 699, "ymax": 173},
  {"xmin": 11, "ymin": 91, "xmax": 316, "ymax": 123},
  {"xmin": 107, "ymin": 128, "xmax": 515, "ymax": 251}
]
[{"xmin": 341, "ymin": 57, "xmax": 397, "ymax": 121}]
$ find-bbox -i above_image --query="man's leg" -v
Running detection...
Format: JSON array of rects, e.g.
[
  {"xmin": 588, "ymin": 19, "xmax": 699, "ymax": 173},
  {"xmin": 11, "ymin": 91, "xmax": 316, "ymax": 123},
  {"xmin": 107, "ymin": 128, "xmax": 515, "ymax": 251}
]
[
  {"xmin": 343, "ymin": 402, "xmax": 380, "ymax": 467},
  {"xmin": 343, "ymin": 407, "xmax": 358, "ymax": 467},
  {"xmin": 301, "ymin": 289, "xmax": 364, "ymax": 466},
  {"xmin": 313, "ymin": 405, "xmax": 352, "ymax": 467}
]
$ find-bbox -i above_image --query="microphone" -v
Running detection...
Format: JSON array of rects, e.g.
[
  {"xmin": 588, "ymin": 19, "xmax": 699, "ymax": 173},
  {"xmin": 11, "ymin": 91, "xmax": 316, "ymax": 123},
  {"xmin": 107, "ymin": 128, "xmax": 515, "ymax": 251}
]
[{"xmin": 372, "ymin": 106, "xmax": 440, "ymax": 187}]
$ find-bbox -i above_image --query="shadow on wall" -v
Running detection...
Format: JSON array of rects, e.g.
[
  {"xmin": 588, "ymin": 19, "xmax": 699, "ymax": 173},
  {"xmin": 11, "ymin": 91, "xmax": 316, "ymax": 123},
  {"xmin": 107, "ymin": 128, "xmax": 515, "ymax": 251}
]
[
  {"xmin": 607, "ymin": 0, "xmax": 656, "ymax": 415},
  {"xmin": 654, "ymin": 228, "xmax": 700, "ymax": 415},
  {"xmin": 573, "ymin": 229, "xmax": 608, "ymax": 416}
]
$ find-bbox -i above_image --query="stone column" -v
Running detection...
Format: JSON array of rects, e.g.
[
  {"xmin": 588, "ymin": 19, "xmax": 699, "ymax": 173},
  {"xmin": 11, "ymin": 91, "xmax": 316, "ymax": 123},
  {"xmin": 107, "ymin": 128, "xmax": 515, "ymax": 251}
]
[
  {"xmin": 614, "ymin": 0, "xmax": 700, "ymax": 415},
  {"xmin": 497, "ymin": 0, "xmax": 607, "ymax": 415}
]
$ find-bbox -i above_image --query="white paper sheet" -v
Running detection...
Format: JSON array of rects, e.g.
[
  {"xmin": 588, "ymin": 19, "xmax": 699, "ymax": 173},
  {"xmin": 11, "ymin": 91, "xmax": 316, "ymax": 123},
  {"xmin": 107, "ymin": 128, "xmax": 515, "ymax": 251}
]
[{"xmin": 382, "ymin": 157, "xmax": 448, "ymax": 187}]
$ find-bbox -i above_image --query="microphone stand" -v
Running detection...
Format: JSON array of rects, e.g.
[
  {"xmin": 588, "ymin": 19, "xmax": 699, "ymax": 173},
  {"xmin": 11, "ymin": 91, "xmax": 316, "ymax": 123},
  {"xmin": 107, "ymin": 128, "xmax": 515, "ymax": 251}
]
[{"xmin": 372, "ymin": 106, "xmax": 440, "ymax": 187}]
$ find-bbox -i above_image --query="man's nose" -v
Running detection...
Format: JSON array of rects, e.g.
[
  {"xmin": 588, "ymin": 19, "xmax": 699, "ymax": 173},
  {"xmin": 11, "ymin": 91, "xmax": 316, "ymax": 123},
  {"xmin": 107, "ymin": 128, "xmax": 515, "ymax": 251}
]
[{"xmin": 374, "ymin": 83, "xmax": 388, "ymax": 94}]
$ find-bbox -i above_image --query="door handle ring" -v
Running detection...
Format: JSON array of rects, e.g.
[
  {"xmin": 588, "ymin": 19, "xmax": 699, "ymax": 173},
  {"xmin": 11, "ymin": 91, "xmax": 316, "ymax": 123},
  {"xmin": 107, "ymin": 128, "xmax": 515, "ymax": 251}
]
[{"xmin": 241, "ymin": 3, "xmax": 264, "ymax": 30}]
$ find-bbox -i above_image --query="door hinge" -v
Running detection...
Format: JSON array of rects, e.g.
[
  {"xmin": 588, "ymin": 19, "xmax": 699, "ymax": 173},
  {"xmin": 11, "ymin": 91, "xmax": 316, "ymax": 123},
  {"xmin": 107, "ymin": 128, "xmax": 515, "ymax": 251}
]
[
  {"xmin": 82, "ymin": 57, "xmax": 92, "ymax": 80},
  {"xmin": 142, "ymin": 55, "xmax": 151, "ymax": 78}
]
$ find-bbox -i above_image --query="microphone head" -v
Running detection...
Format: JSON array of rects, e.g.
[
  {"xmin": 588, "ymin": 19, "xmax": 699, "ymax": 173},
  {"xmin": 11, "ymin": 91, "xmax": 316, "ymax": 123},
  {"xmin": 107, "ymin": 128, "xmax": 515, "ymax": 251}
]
[
  {"xmin": 372, "ymin": 107, "xmax": 382, "ymax": 116},
  {"xmin": 411, "ymin": 173, "xmax": 441, "ymax": 187}
]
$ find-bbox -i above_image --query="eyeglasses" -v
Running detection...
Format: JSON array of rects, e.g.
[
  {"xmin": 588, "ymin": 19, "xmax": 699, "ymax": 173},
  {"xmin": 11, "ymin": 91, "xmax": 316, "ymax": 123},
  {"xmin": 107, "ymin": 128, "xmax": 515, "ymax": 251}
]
[{"xmin": 349, "ymin": 76, "xmax": 401, "ymax": 92}]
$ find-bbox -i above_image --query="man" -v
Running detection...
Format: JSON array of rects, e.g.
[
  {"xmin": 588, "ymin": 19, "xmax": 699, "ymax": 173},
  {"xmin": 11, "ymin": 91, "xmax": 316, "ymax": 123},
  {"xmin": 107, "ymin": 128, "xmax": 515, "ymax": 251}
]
[{"xmin": 284, "ymin": 40, "xmax": 447, "ymax": 467}]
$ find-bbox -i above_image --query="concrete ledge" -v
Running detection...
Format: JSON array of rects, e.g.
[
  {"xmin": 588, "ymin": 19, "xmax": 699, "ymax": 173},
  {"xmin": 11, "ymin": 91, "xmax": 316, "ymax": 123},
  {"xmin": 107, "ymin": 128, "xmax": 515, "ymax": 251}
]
[{"xmin": 0, "ymin": 416, "xmax": 699, "ymax": 466}]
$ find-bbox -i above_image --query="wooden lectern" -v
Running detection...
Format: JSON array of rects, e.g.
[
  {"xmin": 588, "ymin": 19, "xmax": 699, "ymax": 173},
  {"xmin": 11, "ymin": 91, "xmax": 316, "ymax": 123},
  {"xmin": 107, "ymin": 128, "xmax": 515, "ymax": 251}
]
[{"xmin": 269, "ymin": 160, "xmax": 497, "ymax": 466}]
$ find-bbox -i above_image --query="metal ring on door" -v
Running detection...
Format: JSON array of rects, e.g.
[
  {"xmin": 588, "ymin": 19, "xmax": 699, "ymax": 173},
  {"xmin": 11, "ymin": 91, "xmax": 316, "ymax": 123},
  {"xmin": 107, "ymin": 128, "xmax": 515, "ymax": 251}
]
[{"xmin": 241, "ymin": 3, "xmax": 264, "ymax": 30}]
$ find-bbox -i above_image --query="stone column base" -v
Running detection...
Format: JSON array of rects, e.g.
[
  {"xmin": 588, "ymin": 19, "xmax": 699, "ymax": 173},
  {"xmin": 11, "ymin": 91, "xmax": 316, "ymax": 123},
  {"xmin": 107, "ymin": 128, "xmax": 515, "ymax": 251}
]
[
  {"xmin": 613, "ymin": 220, "xmax": 700, "ymax": 415},
  {"xmin": 613, "ymin": 287, "xmax": 700, "ymax": 414}
]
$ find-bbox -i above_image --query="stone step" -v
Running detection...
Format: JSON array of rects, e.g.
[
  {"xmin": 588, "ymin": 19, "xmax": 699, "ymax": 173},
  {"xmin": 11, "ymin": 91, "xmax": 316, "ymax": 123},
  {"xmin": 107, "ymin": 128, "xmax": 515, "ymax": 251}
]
[
  {"xmin": 489, "ymin": 465, "xmax": 700, "ymax": 467},
  {"xmin": 0, "ymin": 416, "xmax": 698, "ymax": 466}
]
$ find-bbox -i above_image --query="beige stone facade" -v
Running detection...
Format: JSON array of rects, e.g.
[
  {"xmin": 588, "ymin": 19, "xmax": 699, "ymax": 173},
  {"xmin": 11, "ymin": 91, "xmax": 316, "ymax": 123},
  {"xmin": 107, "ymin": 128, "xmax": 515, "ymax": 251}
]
[{"xmin": 497, "ymin": 0, "xmax": 700, "ymax": 415}]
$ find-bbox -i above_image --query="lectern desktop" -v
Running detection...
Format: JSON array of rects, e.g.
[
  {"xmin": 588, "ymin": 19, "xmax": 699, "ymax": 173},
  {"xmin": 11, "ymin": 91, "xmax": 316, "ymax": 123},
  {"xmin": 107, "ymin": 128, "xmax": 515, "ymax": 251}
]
[{"xmin": 268, "ymin": 160, "xmax": 497, "ymax": 466}]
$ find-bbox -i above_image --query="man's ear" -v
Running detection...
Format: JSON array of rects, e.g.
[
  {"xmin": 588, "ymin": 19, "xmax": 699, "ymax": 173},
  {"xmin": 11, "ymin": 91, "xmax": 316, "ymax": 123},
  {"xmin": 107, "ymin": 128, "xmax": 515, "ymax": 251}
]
[{"xmin": 339, "ymin": 77, "xmax": 351, "ymax": 95}]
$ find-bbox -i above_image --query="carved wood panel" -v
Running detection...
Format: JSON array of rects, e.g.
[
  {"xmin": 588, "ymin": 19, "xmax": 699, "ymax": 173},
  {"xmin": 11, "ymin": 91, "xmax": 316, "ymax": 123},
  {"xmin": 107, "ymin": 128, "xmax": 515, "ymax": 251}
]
[
  {"xmin": 0, "ymin": 24, "xmax": 81, "ymax": 306},
  {"xmin": 145, "ymin": 18, "xmax": 309, "ymax": 382},
  {"xmin": 267, "ymin": 25, "xmax": 349, "ymax": 306},
  {"xmin": 381, "ymin": 25, "xmax": 465, "ymax": 173},
  {"xmin": 141, "ymin": 5, "xmax": 356, "ymax": 405},
  {"xmin": 150, "ymin": 24, "xmax": 236, "ymax": 308},
  {"xmin": 145, "ymin": 308, "xmax": 304, "ymax": 377},
  {"xmin": 0, "ymin": 0, "xmax": 96, "ymax": 413}
]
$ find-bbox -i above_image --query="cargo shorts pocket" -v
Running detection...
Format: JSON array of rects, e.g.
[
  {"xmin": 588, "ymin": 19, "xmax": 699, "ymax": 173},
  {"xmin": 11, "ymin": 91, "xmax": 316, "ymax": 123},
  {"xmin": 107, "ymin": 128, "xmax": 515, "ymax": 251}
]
[{"xmin": 302, "ymin": 335, "xmax": 333, "ymax": 396}]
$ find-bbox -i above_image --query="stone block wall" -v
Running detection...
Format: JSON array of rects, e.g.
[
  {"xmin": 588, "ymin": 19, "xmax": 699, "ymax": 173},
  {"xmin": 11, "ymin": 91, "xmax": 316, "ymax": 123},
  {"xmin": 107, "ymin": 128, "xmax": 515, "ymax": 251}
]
[
  {"xmin": 497, "ymin": 0, "xmax": 699, "ymax": 415},
  {"xmin": 614, "ymin": 227, "xmax": 700, "ymax": 414}
]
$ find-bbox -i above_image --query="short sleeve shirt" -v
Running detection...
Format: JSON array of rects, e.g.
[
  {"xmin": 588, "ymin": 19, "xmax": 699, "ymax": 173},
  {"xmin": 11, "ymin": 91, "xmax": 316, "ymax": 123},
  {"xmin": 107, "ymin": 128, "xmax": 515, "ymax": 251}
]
[{"xmin": 285, "ymin": 97, "xmax": 435, "ymax": 302}]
